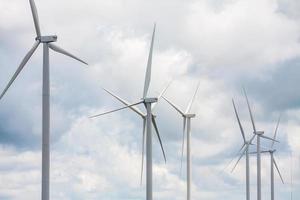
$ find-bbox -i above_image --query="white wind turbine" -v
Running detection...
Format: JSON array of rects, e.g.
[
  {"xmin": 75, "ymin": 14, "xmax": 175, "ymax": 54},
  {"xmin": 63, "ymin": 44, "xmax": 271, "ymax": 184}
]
[
  {"xmin": 251, "ymin": 115, "xmax": 284, "ymax": 200},
  {"xmin": 96, "ymin": 82, "xmax": 171, "ymax": 184},
  {"xmin": 290, "ymin": 153, "xmax": 293, "ymax": 200},
  {"xmin": 242, "ymin": 88, "xmax": 279, "ymax": 200},
  {"xmin": 0, "ymin": 1, "xmax": 88, "ymax": 200},
  {"xmin": 90, "ymin": 24, "xmax": 164, "ymax": 200},
  {"xmin": 231, "ymin": 99, "xmax": 253, "ymax": 200},
  {"xmin": 162, "ymin": 82, "xmax": 200, "ymax": 200}
]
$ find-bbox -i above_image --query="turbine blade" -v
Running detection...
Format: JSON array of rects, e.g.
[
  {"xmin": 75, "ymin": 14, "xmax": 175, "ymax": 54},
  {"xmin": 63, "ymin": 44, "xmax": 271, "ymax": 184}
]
[
  {"xmin": 102, "ymin": 87, "xmax": 145, "ymax": 117},
  {"xmin": 232, "ymin": 99, "xmax": 246, "ymax": 143},
  {"xmin": 143, "ymin": 24, "xmax": 156, "ymax": 99},
  {"xmin": 48, "ymin": 44, "xmax": 88, "ymax": 65},
  {"xmin": 248, "ymin": 151, "xmax": 269, "ymax": 154},
  {"xmin": 260, "ymin": 135, "xmax": 279, "ymax": 143},
  {"xmin": 140, "ymin": 118, "xmax": 146, "ymax": 186},
  {"xmin": 222, "ymin": 143, "xmax": 246, "ymax": 172},
  {"xmin": 151, "ymin": 80, "xmax": 172, "ymax": 110},
  {"xmin": 231, "ymin": 144, "xmax": 249, "ymax": 173},
  {"xmin": 243, "ymin": 87, "xmax": 257, "ymax": 134},
  {"xmin": 180, "ymin": 117, "xmax": 187, "ymax": 175},
  {"xmin": 89, "ymin": 101, "xmax": 143, "ymax": 118},
  {"xmin": 185, "ymin": 81, "xmax": 200, "ymax": 114},
  {"xmin": 152, "ymin": 116, "xmax": 166, "ymax": 163},
  {"xmin": 0, "ymin": 41, "xmax": 40, "ymax": 100},
  {"xmin": 162, "ymin": 96, "xmax": 185, "ymax": 116},
  {"xmin": 249, "ymin": 134, "xmax": 256, "ymax": 144},
  {"xmin": 273, "ymin": 158, "xmax": 285, "ymax": 184},
  {"xmin": 271, "ymin": 114, "xmax": 281, "ymax": 149},
  {"xmin": 29, "ymin": 0, "xmax": 41, "ymax": 36}
]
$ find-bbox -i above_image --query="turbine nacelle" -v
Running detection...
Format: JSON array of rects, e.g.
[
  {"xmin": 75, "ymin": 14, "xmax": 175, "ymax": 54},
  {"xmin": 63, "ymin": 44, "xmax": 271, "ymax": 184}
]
[
  {"xmin": 255, "ymin": 131, "xmax": 264, "ymax": 135},
  {"xmin": 36, "ymin": 35, "xmax": 58, "ymax": 43},
  {"xmin": 143, "ymin": 97, "xmax": 158, "ymax": 103},
  {"xmin": 185, "ymin": 113, "xmax": 196, "ymax": 118}
]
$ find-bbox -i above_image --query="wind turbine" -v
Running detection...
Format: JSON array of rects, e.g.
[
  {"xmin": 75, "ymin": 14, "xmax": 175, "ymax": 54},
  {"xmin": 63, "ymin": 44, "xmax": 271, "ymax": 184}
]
[
  {"xmin": 290, "ymin": 153, "xmax": 293, "ymax": 200},
  {"xmin": 90, "ymin": 24, "xmax": 164, "ymax": 200},
  {"xmin": 0, "ymin": 1, "xmax": 88, "ymax": 200},
  {"xmin": 268, "ymin": 115, "xmax": 284, "ymax": 200},
  {"xmin": 162, "ymin": 82, "xmax": 200, "ymax": 200},
  {"xmin": 243, "ymin": 88, "xmax": 279, "ymax": 200},
  {"xmin": 96, "ymin": 82, "xmax": 171, "ymax": 184},
  {"xmin": 231, "ymin": 99, "xmax": 253, "ymax": 200},
  {"xmin": 250, "ymin": 115, "xmax": 284, "ymax": 200}
]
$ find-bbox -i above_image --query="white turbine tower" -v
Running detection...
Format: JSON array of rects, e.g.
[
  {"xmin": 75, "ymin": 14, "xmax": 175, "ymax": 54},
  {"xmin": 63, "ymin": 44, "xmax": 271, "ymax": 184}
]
[
  {"xmin": 0, "ymin": 1, "xmax": 88, "ymax": 200},
  {"xmin": 162, "ymin": 82, "xmax": 200, "ymax": 200},
  {"xmin": 90, "ymin": 24, "xmax": 164, "ymax": 200}
]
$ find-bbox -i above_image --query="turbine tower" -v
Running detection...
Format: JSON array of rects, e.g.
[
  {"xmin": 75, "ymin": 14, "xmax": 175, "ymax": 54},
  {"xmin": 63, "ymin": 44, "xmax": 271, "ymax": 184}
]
[
  {"xmin": 90, "ymin": 24, "xmax": 164, "ymax": 200},
  {"xmin": 0, "ymin": 1, "xmax": 88, "ymax": 200},
  {"xmin": 162, "ymin": 82, "xmax": 200, "ymax": 200}
]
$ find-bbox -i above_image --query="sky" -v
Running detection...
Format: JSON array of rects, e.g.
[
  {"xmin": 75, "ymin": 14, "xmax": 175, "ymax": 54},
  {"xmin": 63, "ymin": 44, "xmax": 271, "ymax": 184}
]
[{"xmin": 0, "ymin": 0, "xmax": 299, "ymax": 199}]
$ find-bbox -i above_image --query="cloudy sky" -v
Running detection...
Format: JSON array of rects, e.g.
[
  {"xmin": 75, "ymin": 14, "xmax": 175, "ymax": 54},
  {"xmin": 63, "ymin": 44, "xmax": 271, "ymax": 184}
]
[{"xmin": 0, "ymin": 0, "xmax": 299, "ymax": 199}]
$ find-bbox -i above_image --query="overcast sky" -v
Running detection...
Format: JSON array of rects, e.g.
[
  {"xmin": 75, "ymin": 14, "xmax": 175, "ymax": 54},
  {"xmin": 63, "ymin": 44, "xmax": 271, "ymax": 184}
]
[{"xmin": 0, "ymin": 0, "xmax": 299, "ymax": 199}]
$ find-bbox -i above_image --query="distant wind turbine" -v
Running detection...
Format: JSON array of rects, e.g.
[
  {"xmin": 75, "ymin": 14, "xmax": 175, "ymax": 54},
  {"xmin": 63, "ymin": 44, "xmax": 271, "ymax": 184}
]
[
  {"xmin": 249, "ymin": 115, "xmax": 284, "ymax": 200},
  {"xmin": 90, "ymin": 24, "xmax": 164, "ymax": 200},
  {"xmin": 268, "ymin": 115, "xmax": 285, "ymax": 200},
  {"xmin": 162, "ymin": 82, "xmax": 200, "ymax": 200},
  {"xmin": 290, "ymin": 153, "xmax": 293, "ymax": 200},
  {"xmin": 243, "ymin": 88, "xmax": 279, "ymax": 200},
  {"xmin": 231, "ymin": 99, "xmax": 254, "ymax": 200},
  {"xmin": 0, "ymin": 1, "xmax": 88, "ymax": 200}
]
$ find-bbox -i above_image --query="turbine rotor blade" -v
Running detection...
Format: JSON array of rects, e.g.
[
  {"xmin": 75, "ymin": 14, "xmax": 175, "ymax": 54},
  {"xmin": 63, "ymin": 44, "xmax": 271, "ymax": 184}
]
[
  {"xmin": 185, "ymin": 81, "xmax": 200, "ymax": 114},
  {"xmin": 249, "ymin": 134, "xmax": 256, "ymax": 144},
  {"xmin": 232, "ymin": 99, "xmax": 246, "ymax": 143},
  {"xmin": 162, "ymin": 96, "xmax": 185, "ymax": 116},
  {"xmin": 231, "ymin": 144, "xmax": 249, "ymax": 173},
  {"xmin": 152, "ymin": 80, "xmax": 172, "ymax": 110},
  {"xmin": 152, "ymin": 116, "xmax": 166, "ymax": 163},
  {"xmin": 89, "ymin": 101, "xmax": 143, "ymax": 118},
  {"xmin": 271, "ymin": 114, "xmax": 281, "ymax": 149},
  {"xmin": 48, "ymin": 43, "xmax": 88, "ymax": 65},
  {"xmin": 29, "ymin": 0, "xmax": 41, "ymax": 36},
  {"xmin": 248, "ymin": 151, "xmax": 269, "ymax": 154},
  {"xmin": 260, "ymin": 135, "xmax": 279, "ymax": 143},
  {"xmin": 0, "ymin": 41, "xmax": 40, "ymax": 100},
  {"xmin": 102, "ymin": 87, "xmax": 145, "ymax": 117},
  {"xmin": 273, "ymin": 158, "xmax": 285, "ymax": 184},
  {"xmin": 222, "ymin": 143, "xmax": 246, "ymax": 172},
  {"xmin": 243, "ymin": 87, "xmax": 257, "ymax": 134},
  {"xmin": 140, "ymin": 118, "xmax": 146, "ymax": 186},
  {"xmin": 143, "ymin": 24, "xmax": 156, "ymax": 99},
  {"xmin": 180, "ymin": 117, "xmax": 187, "ymax": 175}
]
